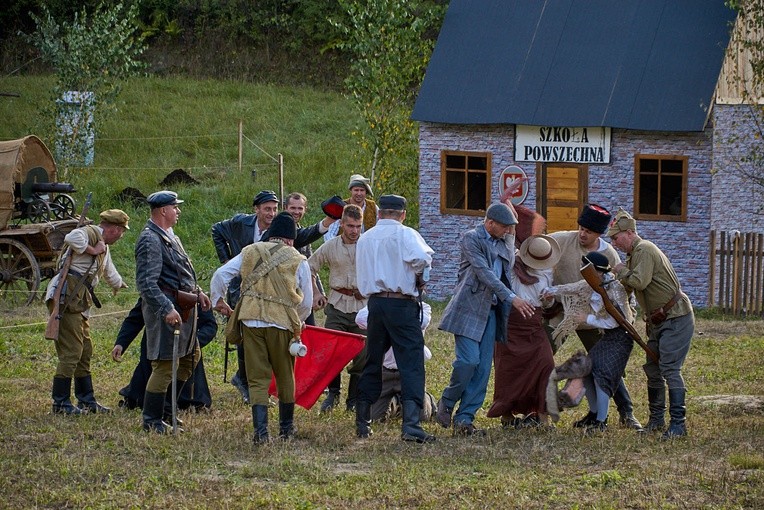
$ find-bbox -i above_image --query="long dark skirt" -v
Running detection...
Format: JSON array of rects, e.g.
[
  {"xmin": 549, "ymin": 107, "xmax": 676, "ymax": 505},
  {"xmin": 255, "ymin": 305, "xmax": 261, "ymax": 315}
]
[
  {"xmin": 589, "ymin": 326, "xmax": 633, "ymax": 397},
  {"xmin": 487, "ymin": 307, "xmax": 554, "ymax": 418}
]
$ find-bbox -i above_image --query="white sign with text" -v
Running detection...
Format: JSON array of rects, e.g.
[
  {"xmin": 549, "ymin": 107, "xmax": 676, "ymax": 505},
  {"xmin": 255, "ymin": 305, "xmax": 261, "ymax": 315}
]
[{"xmin": 515, "ymin": 125, "xmax": 611, "ymax": 164}]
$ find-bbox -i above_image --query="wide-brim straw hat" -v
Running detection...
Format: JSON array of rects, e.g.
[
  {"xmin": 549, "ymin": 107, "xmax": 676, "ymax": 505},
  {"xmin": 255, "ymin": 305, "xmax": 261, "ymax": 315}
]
[{"xmin": 518, "ymin": 234, "xmax": 561, "ymax": 270}]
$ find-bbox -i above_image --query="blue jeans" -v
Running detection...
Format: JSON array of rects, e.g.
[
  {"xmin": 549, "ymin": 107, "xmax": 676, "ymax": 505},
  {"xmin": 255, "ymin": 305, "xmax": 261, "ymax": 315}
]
[{"xmin": 441, "ymin": 310, "xmax": 497, "ymax": 425}]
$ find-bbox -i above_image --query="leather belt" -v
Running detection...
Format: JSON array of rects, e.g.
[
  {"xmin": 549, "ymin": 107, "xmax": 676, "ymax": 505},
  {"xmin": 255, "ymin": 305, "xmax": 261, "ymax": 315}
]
[
  {"xmin": 371, "ymin": 291, "xmax": 415, "ymax": 301},
  {"xmin": 332, "ymin": 287, "xmax": 364, "ymax": 300},
  {"xmin": 662, "ymin": 291, "xmax": 682, "ymax": 313}
]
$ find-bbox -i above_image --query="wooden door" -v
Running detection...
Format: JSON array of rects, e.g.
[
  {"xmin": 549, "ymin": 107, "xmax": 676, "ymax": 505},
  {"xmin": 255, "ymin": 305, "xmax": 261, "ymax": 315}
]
[{"xmin": 536, "ymin": 164, "xmax": 588, "ymax": 232}]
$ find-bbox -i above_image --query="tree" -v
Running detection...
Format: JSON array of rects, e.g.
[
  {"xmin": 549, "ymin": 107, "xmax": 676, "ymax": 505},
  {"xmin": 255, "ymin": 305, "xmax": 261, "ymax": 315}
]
[
  {"xmin": 332, "ymin": 0, "xmax": 445, "ymax": 223},
  {"xmin": 23, "ymin": 2, "xmax": 146, "ymax": 172}
]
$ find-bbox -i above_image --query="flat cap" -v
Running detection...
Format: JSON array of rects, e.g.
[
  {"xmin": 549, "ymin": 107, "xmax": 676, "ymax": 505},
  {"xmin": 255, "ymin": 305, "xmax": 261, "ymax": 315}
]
[
  {"xmin": 253, "ymin": 190, "xmax": 279, "ymax": 207},
  {"xmin": 99, "ymin": 209, "xmax": 130, "ymax": 229},
  {"xmin": 486, "ymin": 203, "xmax": 517, "ymax": 226},
  {"xmin": 146, "ymin": 190, "xmax": 183, "ymax": 209},
  {"xmin": 378, "ymin": 194, "xmax": 406, "ymax": 211}
]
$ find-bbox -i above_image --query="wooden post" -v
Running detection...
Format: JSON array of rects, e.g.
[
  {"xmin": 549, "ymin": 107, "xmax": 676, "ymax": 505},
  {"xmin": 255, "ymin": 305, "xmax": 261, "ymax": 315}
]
[
  {"xmin": 756, "ymin": 234, "xmax": 764, "ymax": 316},
  {"xmin": 732, "ymin": 231, "xmax": 741, "ymax": 316},
  {"xmin": 238, "ymin": 120, "xmax": 243, "ymax": 174},
  {"xmin": 278, "ymin": 153, "xmax": 284, "ymax": 208}
]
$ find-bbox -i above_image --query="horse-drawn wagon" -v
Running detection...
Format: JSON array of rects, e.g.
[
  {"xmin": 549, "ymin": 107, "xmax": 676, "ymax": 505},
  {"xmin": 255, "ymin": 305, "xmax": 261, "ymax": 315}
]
[{"xmin": 0, "ymin": 136, "xmax": 84, "ymax": 306}]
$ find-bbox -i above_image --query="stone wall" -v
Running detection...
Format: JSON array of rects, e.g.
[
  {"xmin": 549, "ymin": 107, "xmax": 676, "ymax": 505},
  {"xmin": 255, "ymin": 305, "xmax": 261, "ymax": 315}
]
[
  {"xmin": 711, "ymin": 104, "xmax": 764, "ymax": 232},
  {"xmin": 418, "ymin": 122, "xmax": 714, "ymax": 307}
]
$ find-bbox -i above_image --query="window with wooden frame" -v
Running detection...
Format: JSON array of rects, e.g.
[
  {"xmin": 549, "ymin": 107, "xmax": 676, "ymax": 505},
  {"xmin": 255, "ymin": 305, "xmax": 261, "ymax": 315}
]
[
  {"xmin": 634, "ymin": 154, "xmax": 688, "ymax": 221},
  {"xmin": 440, "ymin": 151, "xmax": 491, "ymax": 215}
]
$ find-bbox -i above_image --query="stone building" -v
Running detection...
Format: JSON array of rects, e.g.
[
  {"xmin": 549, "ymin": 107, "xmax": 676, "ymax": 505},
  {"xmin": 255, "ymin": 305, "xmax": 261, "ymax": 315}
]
[{"xmin": 412, "ymin": 0, "xmax": 761, "ymax": 306}]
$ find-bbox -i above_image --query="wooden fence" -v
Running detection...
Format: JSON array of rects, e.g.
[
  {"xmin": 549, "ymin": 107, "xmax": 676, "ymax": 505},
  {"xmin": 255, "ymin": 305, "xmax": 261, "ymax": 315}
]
[{"xmin": 708, "ymin": 230, "xmax": 764, "ymax": 316}]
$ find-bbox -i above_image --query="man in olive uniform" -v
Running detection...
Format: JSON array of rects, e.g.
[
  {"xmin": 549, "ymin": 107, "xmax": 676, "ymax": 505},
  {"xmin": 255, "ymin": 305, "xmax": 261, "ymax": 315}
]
[
  {"xmin": 135, "ymin": 190, "xmax": 212, "ymax": 433},
  {"xmin": 45, "ymin": 209, "xmax": 130, "ymax": 415},
  {"xmin": 608, "ymin": 208, "xmax": 694, "ymax": 439},
  {"xmin": 211, "ymin": 212, "xmax": 313, "ymax": 444}
]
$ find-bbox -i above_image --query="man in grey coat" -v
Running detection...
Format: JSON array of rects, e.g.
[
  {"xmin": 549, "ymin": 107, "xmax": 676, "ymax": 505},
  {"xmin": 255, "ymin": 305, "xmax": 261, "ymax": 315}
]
[
  {"xmin": 136, "ymin": 190, "xmax": 212, "ymax": 433},
  {"xmin": 436, "ymin": 201, "xmax": 534, "ymax": 436}
]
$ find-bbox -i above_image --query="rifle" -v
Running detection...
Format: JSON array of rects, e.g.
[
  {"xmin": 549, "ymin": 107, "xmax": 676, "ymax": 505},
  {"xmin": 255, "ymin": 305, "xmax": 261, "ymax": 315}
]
[
  {"xmin": 44, "ymin": 192, "xmax": 93, "ymax": 341},
  {"xmin": 580, "ymin": 262, "xmax": 659, "ymax": 364}
]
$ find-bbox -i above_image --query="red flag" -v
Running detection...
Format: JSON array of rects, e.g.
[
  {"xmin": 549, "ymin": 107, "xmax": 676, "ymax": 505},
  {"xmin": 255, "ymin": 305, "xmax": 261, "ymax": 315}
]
[{"xmin": 269, "ymin": 325, "xmax": 365, "ymax": 409}]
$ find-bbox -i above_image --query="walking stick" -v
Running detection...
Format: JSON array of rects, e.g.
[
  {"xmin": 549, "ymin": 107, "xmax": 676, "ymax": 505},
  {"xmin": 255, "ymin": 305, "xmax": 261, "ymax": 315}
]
[{"xmin": 172, "ymin": 328, "xmax": 180, "ymax": 435}]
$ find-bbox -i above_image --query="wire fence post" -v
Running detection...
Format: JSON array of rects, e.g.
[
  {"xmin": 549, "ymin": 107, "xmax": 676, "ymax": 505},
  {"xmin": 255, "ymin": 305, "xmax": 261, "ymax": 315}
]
[
  {"xmin": 238, "ymin": 120, "xmax": 243, "ymax": 174},
  {"xmin": 278, "ymin": 153, "xmax": 284, "ymax": 207}
]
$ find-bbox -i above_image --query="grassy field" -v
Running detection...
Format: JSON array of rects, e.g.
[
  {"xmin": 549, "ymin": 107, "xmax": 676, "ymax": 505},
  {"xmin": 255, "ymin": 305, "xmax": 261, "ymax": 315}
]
[
  {"xmin": 0, "ymin": 76, "xmax": 763, "ymax": 508},
  {"xmin": 0, "ymin": 304, "xmax": 762, "ymax": 509}
]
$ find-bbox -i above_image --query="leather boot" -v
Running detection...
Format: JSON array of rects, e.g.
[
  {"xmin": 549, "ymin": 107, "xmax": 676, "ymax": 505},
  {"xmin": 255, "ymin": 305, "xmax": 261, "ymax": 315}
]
[
  {"xmin": 434, "ymin": 398, "xmax": 454, "ymax": 428},
  {"xmin": 346, "ymin": 374, "xmax": 360, "ymax": 412},
  {"xmin": 52, "ymin": 377, "xmax": 86, "ymax": 415},
  {"xmin": 74, "ymin": 375, "xmax": 112, "ymax": 413},
  {"xmin": 143, "ymin": 391, "xmax": 171, "ymax": 433},
  {"xmin": 163, "ymin": 381, "xmax": 186, "ymax": 427},
  {"xmin": 355, "ymin": 400, "xmax": 373, "ymax": 438},
  {"xmin": 645, "ymin": 385, "xmax": 667, "ymax": 432},
  {"xmin": 278, "ymin": 402, "xmax": 296, "ymax": 440},
  {"xmin": 401, "ymin": 400, "xmax": 436, "ymax": 443},
  {"xmin": 320, "ymin": 389, "xmax": 340, "ymax": 414},
  {"xmin": 252, "ymin": 405, "xmax": 270, "ymax": 444},
  {"xmin": 573, "ymin": 411, "xmax": 597, "ymax": 428},
  {"xmin": 230, "ymin": 372, "xmax": 250, "ymax": 404},
  {"xmin": 661, "ymin": 388, "xmax": 687, "ymax": 440}
]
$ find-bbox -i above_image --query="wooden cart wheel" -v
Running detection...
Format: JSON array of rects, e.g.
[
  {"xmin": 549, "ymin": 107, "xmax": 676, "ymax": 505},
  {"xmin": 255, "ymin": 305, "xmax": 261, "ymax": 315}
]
[
  {"xmin": 28, "ymin": 199, "xmax": 51, "ymax": 223},
  {"xmin": 0, "ymin": 239, "xmax": 41, "ymax": 306},
  {"xmin": 52, "ymin": 194, "xmax": 76, "ymax": 220}
]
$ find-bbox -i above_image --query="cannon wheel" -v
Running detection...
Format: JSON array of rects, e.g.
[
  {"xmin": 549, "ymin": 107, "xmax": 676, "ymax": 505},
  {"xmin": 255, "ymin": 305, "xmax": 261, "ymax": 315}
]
[
  {"xmin": 52, "ymin": 194, "xmax": 76, "ymax": 220},
  {"xmin": 0, "ymin": 239, "xmax": 41, "ymax": 306},
  {"xmin": 28, "ymin": 199, "xmax": 51, "ymax": 223}
]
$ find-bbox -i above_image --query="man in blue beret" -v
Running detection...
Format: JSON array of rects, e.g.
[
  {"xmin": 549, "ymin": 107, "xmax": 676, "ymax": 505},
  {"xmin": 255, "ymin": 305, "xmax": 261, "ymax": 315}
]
[
  {"xmin": 136, "ymin": 190, "xmax": 212, "ymax": 433},
  {"xmin": 211, "ymin": 190, "xmax": 336, "ymax": 404}
]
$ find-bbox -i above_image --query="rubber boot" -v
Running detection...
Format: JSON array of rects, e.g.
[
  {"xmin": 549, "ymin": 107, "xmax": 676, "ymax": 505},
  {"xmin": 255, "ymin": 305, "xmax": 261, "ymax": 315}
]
[
  {"xmin": 346, "ymin": 374, "xmax": 360, "ymax": 412},
  {"xmin": 401, "ymin": 400, "xmax": 436, "ymax": 443},
  {"xmin": 661, "ymin": 388, "xmax": 687, "ymax": 440},
  {"xmin": 278, "ymin": 402, "xmax": 296, "ymax": 440},
  {"xmin": 52, "ymin": 377, "xmax": 86, "ymax": 415},
  {"xmin": 252, "ymin": 405, "xmax": 270, "ymax": 444},
  {"xmin": 163, "ymin": 381, "xmax": 186, "ymax": 427},
  {"xmin": 355, "ymin": 400, "xmax": 373, "ymax": 438},
  {"xmin": 74, "ymin": 375, "xmax": 112, "ymax": 413},
  {"xmin": 645, "ymin": 385, "xmax": 666, "ymax": 432},
  {"xmin": 143, "ymin": 391, "xmax": 171, "ymax": 433}
]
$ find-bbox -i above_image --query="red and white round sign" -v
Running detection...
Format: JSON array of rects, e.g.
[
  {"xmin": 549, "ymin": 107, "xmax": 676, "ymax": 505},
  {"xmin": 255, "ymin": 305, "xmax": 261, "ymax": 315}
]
[{"xmin": 499, "ymin": 165, "xmax": 529, "ymax": 205}]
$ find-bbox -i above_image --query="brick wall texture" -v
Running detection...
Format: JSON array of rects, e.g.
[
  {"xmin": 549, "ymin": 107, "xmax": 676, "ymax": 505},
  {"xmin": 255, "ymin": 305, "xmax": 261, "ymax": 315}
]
[{"xmin": 416, "ymin": 114, "xmax": 761, "ymax": 307}]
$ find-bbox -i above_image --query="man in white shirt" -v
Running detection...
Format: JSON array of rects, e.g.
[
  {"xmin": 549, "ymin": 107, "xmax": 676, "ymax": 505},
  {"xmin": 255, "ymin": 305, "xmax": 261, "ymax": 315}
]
[{"xmin": 354, "ymin": 194, "xmax": 435, "ymax": 443}]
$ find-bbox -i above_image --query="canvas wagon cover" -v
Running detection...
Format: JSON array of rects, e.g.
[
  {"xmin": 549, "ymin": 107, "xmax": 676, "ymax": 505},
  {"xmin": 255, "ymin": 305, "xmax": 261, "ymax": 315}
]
[{"xmin": 0, "ymin": 135, "xmax": 57, "ymax": 230}]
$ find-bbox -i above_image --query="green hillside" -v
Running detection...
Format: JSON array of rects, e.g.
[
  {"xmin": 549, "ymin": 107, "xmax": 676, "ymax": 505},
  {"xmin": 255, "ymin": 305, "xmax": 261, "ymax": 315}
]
[{"xmin": 0, "ymin": 74, "xmax": 363, "ymax": 297}]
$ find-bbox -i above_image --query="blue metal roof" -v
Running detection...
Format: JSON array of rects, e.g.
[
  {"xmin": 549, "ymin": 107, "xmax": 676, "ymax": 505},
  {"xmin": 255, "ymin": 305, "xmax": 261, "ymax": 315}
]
[{"xmin": 412, "ymin": 0, "xmax": 736, "ymax": 131}]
